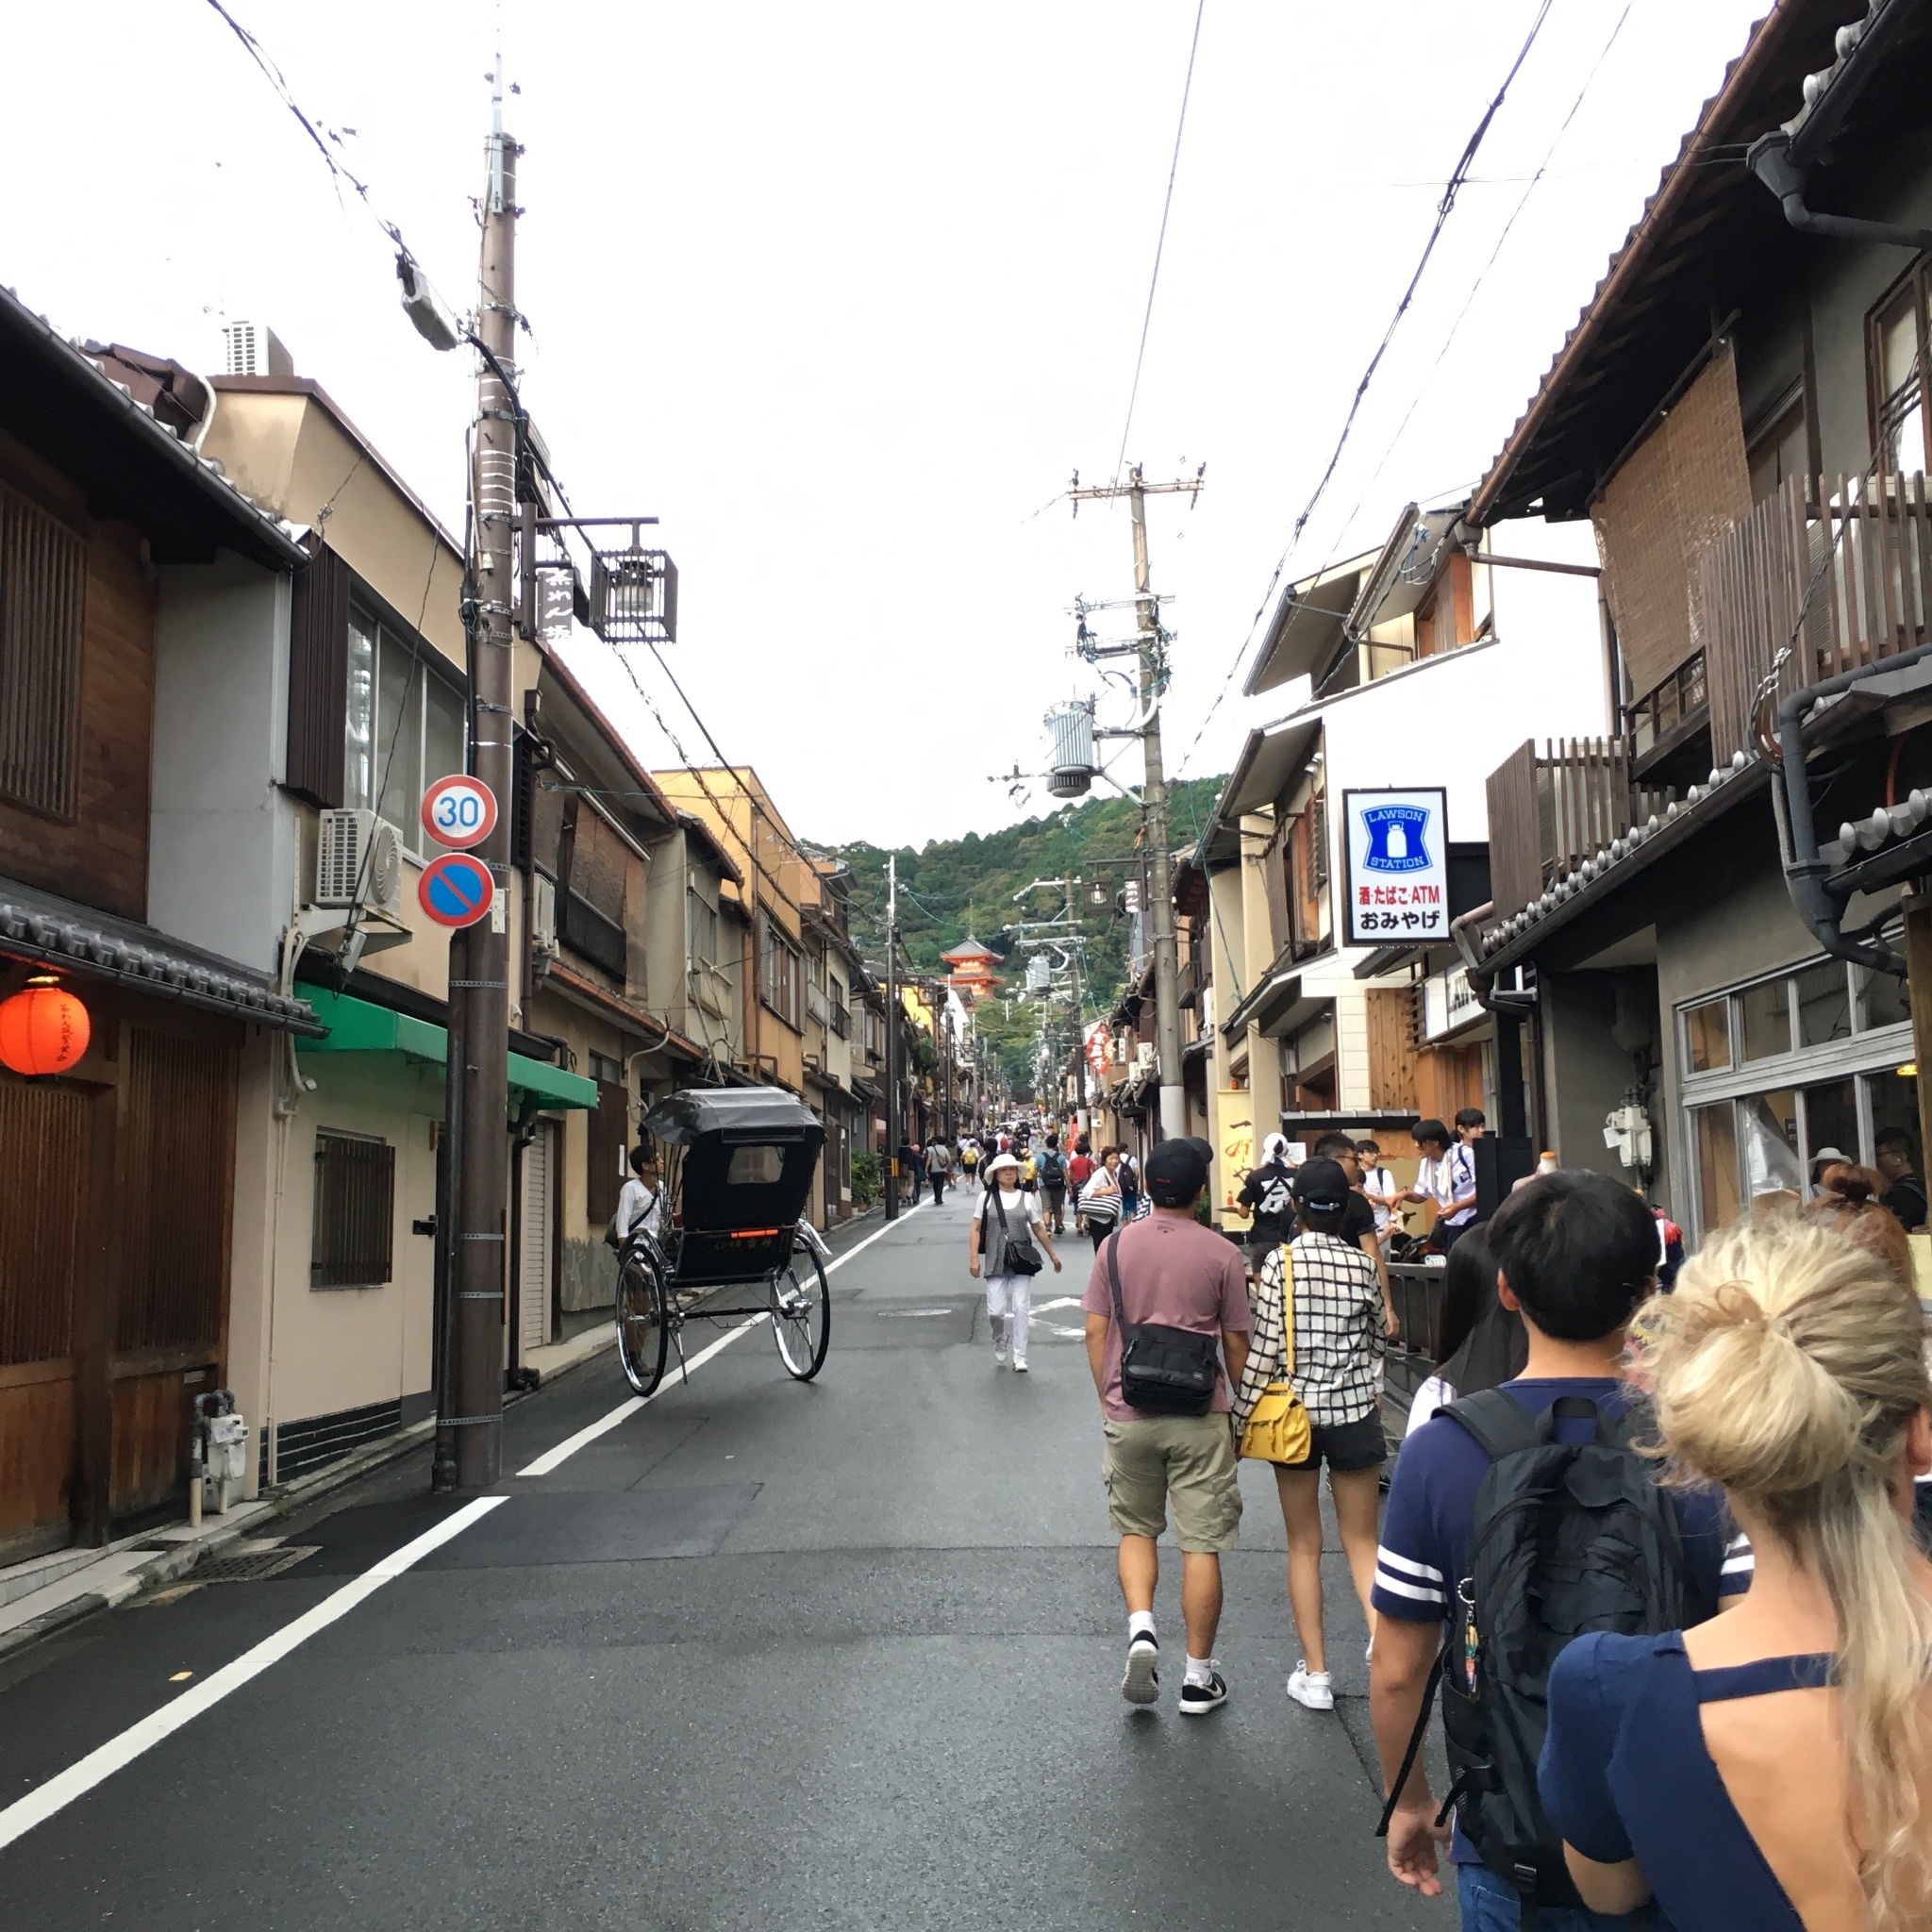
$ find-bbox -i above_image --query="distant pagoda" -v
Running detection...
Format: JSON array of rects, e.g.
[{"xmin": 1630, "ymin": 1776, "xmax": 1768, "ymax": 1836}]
[{"xmin": 941, "ymin": 935, "xmax": 998, "ymax": 1001}]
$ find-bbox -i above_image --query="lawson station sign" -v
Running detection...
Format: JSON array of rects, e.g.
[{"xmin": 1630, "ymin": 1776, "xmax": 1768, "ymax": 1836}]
[{"xmin": 1341, "ymin": 787, "xmax": 1449, "ymax": 948}]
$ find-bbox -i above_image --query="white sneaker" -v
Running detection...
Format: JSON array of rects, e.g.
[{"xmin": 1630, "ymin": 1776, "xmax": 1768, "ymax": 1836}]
[
  {"xmin": 1121, "ymin": 1634, "xmax": 1159, "ymax": 1706},
  {"xmin": 1286, "ymin": 1662, "xmax": 1335, "ymax": 1710},
  {"xmin": 1012, "ymin": 1357, "xmax": 1028, "ymax": 1373}
]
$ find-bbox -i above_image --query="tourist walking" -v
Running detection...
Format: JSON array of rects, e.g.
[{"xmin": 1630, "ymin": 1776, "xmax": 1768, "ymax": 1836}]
[
  {"xmin": 1119, "ymin": 1149, "xmax": 1141, "ymax": 1221},
  {"xmin": 1081, "ymin": 1139, "xmax": 1250, "ymax": 1714},
  {"xmin": 1078, "ymin": 1146, "xmax": 1124, "ymax": 1249},
  {"xmin": 1038, "ymin": 1136, "xmax": 1069, "ymax": 1232},
  {"xmin": 1233, "ymin": 1158, "xmax": 1393, "ymax": 1713},
  {"xmin": 924, "ymin": 1138, "xmax": 952, "ymax": 1207},
  {"xmin": 1540, "ymin": 1211, "xmax": 1932, "ymax": 1931},
  {"xmin": 966, "ymin": 1150, "xmax": 1061, "ymax": 1372},
  {"xmin": 1371, "ymin": 1171, "xmax": 1752, "ymax": 1925}
]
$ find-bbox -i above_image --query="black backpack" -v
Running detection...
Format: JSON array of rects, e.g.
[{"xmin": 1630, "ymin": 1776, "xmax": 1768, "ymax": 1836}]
[
  {"xmin": 1039, "ymin": 1149, "xmax": 1065, "ymax": 1185},
  {"xmin": 1378, "ymin": 1391, "xmax": 1688, "ymax": 1917}
]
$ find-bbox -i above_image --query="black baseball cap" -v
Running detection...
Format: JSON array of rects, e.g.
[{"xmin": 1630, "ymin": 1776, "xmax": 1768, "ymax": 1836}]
[
  {"xmin": 1143, "ymin": 1140, "xmax": 1210, "ymax": 1203},
  {"xmin": 1291, "ymin": 1157, "xmax": 1351, "ymax": 1214}
]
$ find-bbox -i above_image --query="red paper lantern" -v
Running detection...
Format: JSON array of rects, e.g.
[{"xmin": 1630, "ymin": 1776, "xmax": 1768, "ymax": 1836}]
[{"xmin": 0, "ymin": 975, "xmax": 91, "ymax": 1076}]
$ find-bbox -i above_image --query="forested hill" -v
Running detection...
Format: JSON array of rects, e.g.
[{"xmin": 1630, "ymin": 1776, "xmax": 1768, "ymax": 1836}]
[{"xmin": 824, "ymin": 777, "xmax": 1225, "ymax": 1064}]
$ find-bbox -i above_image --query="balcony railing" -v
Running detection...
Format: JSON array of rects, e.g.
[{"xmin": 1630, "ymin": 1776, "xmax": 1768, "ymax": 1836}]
[
  {"xmin": 1701, "ymin": 472, "xmax": 1932, "ymax": 764},
  {"xmin": 1486, "ymin": 737, "xmax": 1676, "ymax": 923}
]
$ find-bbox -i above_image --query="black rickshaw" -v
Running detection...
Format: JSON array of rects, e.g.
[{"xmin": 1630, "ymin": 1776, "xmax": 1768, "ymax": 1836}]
[{"xmin": 615, "ymin": 1086, "xmax": 831, "ymax": 1397}]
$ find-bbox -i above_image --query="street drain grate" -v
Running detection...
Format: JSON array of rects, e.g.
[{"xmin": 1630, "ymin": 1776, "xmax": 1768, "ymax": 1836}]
[{"xmin": 189, "ymin": 1546, "xmax": 320, "ymax": 1584}]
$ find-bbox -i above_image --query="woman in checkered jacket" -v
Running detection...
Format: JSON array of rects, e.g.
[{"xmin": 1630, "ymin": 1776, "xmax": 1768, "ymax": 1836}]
[{"xmin": 1232, "ymin": 1156, "xmax": 1396, "ymax": 1713}]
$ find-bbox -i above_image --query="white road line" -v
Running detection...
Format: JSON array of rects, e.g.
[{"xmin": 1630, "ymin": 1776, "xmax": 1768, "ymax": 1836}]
[
  {"xmin": 0, "ymin": 1495, "xmax": 506, "ymax": 1855},
  {"xmin": 517, "ymin": 1200, "xmax": 923, "ymax": 1479},
  {"xmin": 1031, "ymin": 1296, "xmax": 1083, "ymax": 1313}
]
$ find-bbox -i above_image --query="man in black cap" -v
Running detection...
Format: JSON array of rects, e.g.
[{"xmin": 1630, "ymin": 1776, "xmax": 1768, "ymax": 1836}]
[{"xmin": 1081, "ymin": 1138, "xmax": 1251, "ymax": 1716}]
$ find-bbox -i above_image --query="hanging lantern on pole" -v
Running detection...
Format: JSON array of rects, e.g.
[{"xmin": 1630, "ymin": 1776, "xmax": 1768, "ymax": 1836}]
[{"xmin": 0, "ymin": 974, "xmax": 91, "ymax": 1076}]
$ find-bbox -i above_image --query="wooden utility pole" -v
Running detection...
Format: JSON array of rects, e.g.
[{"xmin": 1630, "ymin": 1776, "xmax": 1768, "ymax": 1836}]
[
  {"xmin": 884, "ymin": 853, "xmax": 900, "ymax": 1220},
  {"xmin": 438, "ymin": 62, "xmax": 518, "ymax": 1491},
  {"xmin": 1067, "ymin": 464, "xmax": 1201, "ymax": 1140}
]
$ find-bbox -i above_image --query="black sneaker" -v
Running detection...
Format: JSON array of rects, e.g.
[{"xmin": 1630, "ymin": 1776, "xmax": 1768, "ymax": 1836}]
[
  {"xmin": 1178, "ymin": 1669, "xmax": 1228, "ymax": 1716},
  {"xmin": 1121, "ymin": 1635, "xmax": 1159, "ymax": 1707}
]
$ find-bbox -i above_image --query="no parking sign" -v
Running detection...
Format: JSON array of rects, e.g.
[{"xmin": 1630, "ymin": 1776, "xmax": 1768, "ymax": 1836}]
[{"xmin": 418, "ymin": 851, "xmax": 495, "ymax": 929}]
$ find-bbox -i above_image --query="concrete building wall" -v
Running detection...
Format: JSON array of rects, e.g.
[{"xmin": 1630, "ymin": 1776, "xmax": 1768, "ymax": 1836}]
[
  {"xmin": 269, "ymin": 1054, "xmax": 442, "ymax": 1432},
  {"xmin": 149, "ymin": 557, "xmax": 296, "ymax": 976}
]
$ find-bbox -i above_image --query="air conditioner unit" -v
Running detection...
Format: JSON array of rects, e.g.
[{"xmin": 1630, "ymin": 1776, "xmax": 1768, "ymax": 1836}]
[
  {"xmin": 313, "ymin": 809, "xmax": 403, "ymax": 920},
  {"xmin": 1135, "ymin": 1041, "xmax": 1158, "ymax": 1072},
  {"xmin": 220, "ymin": 319, "xmax": 293, "ymax": 378},
  {"xmin": 531, "ymin": 874, "xmax": 558, "ymax": 956}
]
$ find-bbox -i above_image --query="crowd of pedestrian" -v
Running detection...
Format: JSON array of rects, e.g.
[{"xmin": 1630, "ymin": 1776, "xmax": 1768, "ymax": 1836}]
[{"xmin": 945, "ymin": 1104, "xmax": 1932, "ymax": 1931}]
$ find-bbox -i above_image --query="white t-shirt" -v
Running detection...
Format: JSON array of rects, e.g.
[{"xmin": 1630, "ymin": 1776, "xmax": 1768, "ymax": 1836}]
[
  {"xmin": 1362, "ymin": 1165, "xmax": 1399, "ymax": 1233},
  {"xmin": 1406, "ymin": 1373, "xmax": 1454, "ymax": 1440},
  {"xmin": 978, "ymin": 1184, "xmax": 1044, "ymax": 1276},
  {"xmin": 615, "ymin": 1176, "xmax": 661, "ymax": 1241}
]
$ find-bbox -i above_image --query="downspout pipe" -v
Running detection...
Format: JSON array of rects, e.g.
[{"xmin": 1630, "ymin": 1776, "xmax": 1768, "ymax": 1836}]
[
  {"xmin": 1747, "ymin": 130, "xmax": 1932, "ymax": 256},
  {"xmin": 1774, "ymin": 642, "xmax": 1932, "ymax": 977},
  {"xmin": 1450, "ymin": 902, "xmax": 1537, "ymax": 1013}
]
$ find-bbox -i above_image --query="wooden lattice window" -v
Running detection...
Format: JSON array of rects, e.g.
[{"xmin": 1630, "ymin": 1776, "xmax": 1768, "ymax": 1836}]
[
  {"xmin": 0, "ymin": 485, "xmax": 85, "ymax": 822},
  {"xmin": 310, "ymin": 1131, "xmax": 395, "ymax": 1291}
]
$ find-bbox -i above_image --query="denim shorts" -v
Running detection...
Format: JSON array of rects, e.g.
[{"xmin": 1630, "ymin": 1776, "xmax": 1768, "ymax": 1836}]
[
  {"xmin": 1457, "ymin": 1860, "xmax": 1637, "ymax": 1932},
  {"xmin": 1275, "ymin": 1412, "xmax": 1386, "ymax": 1474}
]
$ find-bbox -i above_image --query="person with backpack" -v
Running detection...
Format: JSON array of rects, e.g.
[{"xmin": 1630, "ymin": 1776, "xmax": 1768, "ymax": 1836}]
[
  {"xmin": 1370, "ymin": 1170, "xmax": 1752, "ymax": 1926},
  {"xmin": 1038, "ymin": 1136, "xmax": 1069, "ymax": 1232},
  {"xmin": 1081, "ymin": 1139, "xmax": 1251, "ymax": 1715},
  {"xmin": 1537, "ymin": 1211, "xmax": 1932, "ymax": 1932},
  {"xmin": 1237, "ymin": 1132, "xmax": 1298, "ymax": 1278},
  {"xmin": 1402, "ymin": 1117, "xmax": 1479, "ymax": 1256},
  {"xmin": 967, "ymin": 1150, "xmax": 1062, "ymax": 1372},
  {"xmin": 1066, "ymin": 1136, "xmax": 1095, "ymax": 1212},
  {"xmin": 924, "ymin": 1138, "xmax": 954, "ymax": 1207},
  {"xmin": 1232, "ymin": 1158, "xmax": 1393, "ymax": 1713}
]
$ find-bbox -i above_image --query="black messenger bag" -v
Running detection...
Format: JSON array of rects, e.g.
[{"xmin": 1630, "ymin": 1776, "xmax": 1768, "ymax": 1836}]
[{"xmin": 1106, "ymin": 1229, "xmax": 1218, "ymax": 1415}]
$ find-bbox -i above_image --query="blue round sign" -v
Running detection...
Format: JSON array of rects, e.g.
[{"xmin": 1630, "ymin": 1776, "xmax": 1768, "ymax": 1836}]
[{"xmin": 418, "ymin": 851, "xmax": 494, "ymax": 929}]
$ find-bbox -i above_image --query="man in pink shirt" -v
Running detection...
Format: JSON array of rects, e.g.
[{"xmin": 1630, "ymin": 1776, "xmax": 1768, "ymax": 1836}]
[{"xmin": 1082, "ymin": 1139, "xmax": 1251, "ymax": 1716}]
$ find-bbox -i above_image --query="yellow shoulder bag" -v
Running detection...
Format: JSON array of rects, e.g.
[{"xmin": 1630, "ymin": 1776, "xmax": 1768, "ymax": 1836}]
[{"xmin": 1238, "ymin": 1241, "xmax": 1313, "ymax": 1464}]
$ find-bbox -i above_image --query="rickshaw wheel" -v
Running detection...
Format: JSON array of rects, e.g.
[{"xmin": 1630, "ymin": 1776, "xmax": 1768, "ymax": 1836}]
[
  {"xmin": 615, "ymin": 1247, "xmax": 669, "ymax": 1397},
  {"xmin": 771, "ymin": 1237, "xmax": 830, "ymax": 1381}
]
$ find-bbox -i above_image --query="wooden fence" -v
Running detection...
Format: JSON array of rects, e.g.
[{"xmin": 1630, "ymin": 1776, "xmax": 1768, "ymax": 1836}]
[{"xmin": 1703, "ymin": 471, "xmax": 1932, "ymax": 763}]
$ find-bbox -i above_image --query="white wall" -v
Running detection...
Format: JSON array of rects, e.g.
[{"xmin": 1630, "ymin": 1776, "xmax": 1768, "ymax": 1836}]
[
  {"xmin": 1313, "ymin": 518, "xmax": 1607, "ymax": 847},
  {"xmin": 149, "ymin": 554, "xmax": 296, "ymax": 974}
]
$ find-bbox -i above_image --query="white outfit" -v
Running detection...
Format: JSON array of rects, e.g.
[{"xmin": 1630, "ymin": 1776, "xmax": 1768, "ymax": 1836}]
[
  {"xmin": 1406, "ymin": 1373, "xmax": 1454, "ymax": 1440},
  {"xmin": 615, "ymin": 1176, "xmax": 661, "ymax": 1241},
  {"xmin": 1362, "ymin": 1165, "xmax": 1399, "ymax": 1236},
  {"xmin": 978, "ymin": 1185, "xmax": 1046, "ymax": 1358}
]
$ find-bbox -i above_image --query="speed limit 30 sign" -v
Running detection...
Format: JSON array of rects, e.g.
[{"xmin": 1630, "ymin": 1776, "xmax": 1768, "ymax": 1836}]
[{"xmin": 421, "ymin": 774, "xmax": 498, "ymax": 851}]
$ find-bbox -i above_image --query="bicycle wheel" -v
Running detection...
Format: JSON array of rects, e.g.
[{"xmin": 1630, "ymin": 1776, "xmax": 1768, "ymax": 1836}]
[
  {"xmin": 615, "ymin": 1248, "xmax": 668, "ymax": 1397},
  {"xmin": 771, "ymin": 1236, "xmax": 831, "ymax": 1381}
]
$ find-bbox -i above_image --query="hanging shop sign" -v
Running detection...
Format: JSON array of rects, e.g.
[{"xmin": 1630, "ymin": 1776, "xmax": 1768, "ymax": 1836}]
[
  {"xmin": 418, "ymin": 851, "xmax": 496, "ymax": 929},
  {"xmin": 1341, "ymin": 788, "xmax": 1449, "ymax": 948},
  {"xmin": 0, "ymin": 974, "xmax": 91, "ymax": 1076},
  {"xmin": 421, "ymin": 774, "xmax": 498, "ymax": 851}
]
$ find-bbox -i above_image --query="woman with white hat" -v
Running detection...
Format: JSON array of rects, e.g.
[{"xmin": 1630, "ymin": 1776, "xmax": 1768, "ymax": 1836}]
[{"xmin": 967, "ymin": 1150, "xmax": 1062, "ymax": 1371}]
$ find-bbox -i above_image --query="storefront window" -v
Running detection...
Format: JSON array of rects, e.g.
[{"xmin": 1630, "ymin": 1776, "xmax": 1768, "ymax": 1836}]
[
  {"xmin": 1684, "ymin": 998, "xmax": 1730, "ymax": 1074},
  {"xmin": 1740, "ymin": 1091, "xmax": 1801, "ymax": 1207},
  {"xmin": 1738, "ymin": 979, "xmax": 1792, "ymax": 1062},
  {"xmin": 1693, "ymin": 1104, "xmax": 1740, "ymax": 1230},
  {"xmin": 1857, "ymin": 963, "xmax": 1911, "ymax": 1032},
  {"xmin": 1864, "ymin": 1065, "xmax": 1922, "ymax": 1164},
  {"xmin": 1800, "ymin": 1077, "xmax": 1857, "ymax": 1170},
  {"xmin": 1794, "ymin": 961, "xmax": 1852, "ymax": 1048}
]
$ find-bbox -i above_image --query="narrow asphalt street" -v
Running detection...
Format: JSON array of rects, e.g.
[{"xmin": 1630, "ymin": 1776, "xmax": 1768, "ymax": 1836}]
[{"xmin": 0, "ymin": 1191, "xmax": 1430, "ymax": 1931}]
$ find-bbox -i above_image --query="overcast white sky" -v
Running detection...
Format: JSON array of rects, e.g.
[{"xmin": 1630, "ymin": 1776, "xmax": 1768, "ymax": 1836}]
[{"xmin": 11, "ymin": 1, "xmax": 1769, "ymax": 848}]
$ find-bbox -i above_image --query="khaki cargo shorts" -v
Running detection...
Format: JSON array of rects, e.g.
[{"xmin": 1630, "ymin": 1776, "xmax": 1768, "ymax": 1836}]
[{"xmin": 1101, "ymin": 1413, "xmax": 1241, "ymax": 1553}]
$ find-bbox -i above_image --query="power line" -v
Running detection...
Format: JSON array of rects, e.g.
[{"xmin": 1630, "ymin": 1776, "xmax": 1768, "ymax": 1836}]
[
  {"xmin": 1172, "ymin": 0, "xmax": 1555, "ymax": 781},
  {"xmin": 1113, "ymin": 0, "xmax": 1208, "ymax": 485},
  {"xmin": 1317, "ymin": 3, "xmax": 1632, "ymax": 575}
]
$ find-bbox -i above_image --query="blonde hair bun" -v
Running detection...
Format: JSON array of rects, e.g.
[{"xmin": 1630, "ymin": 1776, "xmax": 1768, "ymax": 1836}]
[{"xmin": 1639, "ymin": 1214, "xmax": 1926, "ymax": 1505}]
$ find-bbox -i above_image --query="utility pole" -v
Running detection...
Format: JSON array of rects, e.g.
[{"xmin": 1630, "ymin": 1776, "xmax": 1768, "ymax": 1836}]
[
  {"xmin": 1067, "ymin": 463, "xmax": 1200, "ymax": 1141},
  {"xmin": 884, "ymin": 853, "xmax": 900, "ymax": 1221},
  {"xmin": 437, "ymin": 61, "xmax": 518, "ymax": 1492}
]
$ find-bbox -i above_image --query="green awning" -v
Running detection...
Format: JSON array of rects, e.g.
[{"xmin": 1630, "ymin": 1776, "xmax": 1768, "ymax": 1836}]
[{"xmin": 297, "ymin": 989, "xmax": 599, "ymax": 1111}]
